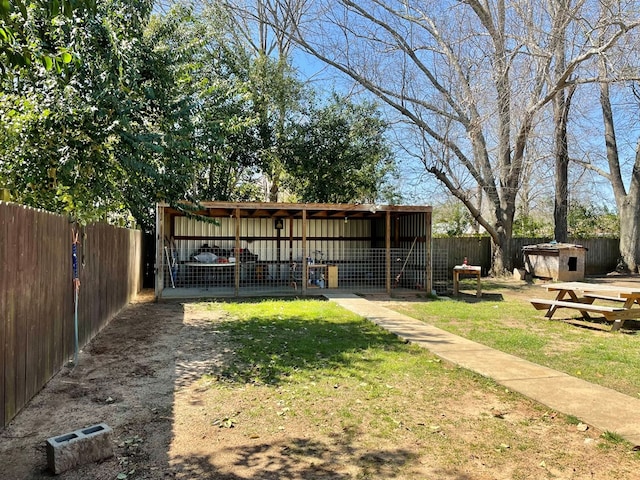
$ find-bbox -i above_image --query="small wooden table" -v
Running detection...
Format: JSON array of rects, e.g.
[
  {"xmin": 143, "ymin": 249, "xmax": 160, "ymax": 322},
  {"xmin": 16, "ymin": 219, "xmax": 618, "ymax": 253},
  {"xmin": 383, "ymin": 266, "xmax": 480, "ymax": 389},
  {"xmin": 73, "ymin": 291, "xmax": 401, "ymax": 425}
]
[
  {"xmin": 530, "ymin": 281, "xmax": 640, "ymax": 331},
  {"xmin": 453, "ymin": 265, "xmax": 482, "ymax": 297}
]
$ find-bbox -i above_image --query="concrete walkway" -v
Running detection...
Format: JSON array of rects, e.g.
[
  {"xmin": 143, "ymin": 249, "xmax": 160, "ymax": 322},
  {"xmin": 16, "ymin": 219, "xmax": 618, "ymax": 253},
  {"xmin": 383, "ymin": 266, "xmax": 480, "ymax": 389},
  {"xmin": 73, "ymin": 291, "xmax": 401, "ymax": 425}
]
[{"xmin": 324, "ymin": 293, "xmax": 640, "ymax": 447}]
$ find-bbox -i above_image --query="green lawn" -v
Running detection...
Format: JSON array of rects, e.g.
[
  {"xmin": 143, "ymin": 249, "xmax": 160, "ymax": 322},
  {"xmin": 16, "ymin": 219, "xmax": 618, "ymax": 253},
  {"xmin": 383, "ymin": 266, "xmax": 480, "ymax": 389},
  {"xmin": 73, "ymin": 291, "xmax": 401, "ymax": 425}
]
[
  {"xmin": 390, "ymin": 279, "xmax": 640, "ymax": 398},
  {"xmin": 186, "ymin": 297, "xmax": 640, "ymax": 478}
]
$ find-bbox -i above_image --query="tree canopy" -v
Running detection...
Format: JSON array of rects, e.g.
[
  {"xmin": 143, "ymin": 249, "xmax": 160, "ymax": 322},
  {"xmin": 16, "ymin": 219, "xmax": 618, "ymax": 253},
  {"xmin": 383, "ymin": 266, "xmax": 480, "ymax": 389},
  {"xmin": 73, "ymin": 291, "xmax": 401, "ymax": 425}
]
[
  {"xmin": 282, "ymin": 94, "xmax": 399, "ymax": 204},
  {"xmin": 0, "ymin": 0, "xmax": 96, "ymax": 76},
  {"xmin": 0, "ymin": 1, "xmax": 399, "ymax": 230}
]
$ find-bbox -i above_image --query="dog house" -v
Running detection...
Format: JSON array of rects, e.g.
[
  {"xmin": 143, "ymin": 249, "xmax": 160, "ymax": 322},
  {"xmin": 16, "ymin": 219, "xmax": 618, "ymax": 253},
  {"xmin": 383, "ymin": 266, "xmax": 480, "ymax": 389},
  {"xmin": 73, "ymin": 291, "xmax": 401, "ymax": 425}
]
[
  {"xmin": 155, "ymin": 202, "xmax": 432, "ymax": 299},
  {"xmin": 523, "ymin": 243, "xmax": 587, "ymax": 281}
]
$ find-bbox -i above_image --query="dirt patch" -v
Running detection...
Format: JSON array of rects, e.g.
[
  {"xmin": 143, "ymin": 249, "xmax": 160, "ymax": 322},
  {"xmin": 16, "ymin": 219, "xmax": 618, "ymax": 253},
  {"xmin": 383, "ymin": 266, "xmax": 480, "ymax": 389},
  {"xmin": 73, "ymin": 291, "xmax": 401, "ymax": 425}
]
[{"xmin": 1, "ymin": 288, "xmax": 639, "ymax": 479}]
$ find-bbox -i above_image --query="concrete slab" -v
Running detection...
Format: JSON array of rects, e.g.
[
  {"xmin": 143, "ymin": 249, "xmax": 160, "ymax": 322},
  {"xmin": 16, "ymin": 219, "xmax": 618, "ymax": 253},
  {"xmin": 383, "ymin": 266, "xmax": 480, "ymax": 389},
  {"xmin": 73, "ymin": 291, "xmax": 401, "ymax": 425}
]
[
  {"xmin": 325, "ymin": 293, "xmax": 640, "ymax": 447},
  {"xmin": 501, "ymin": 376, "xmax": 640, "ymax": 442}
]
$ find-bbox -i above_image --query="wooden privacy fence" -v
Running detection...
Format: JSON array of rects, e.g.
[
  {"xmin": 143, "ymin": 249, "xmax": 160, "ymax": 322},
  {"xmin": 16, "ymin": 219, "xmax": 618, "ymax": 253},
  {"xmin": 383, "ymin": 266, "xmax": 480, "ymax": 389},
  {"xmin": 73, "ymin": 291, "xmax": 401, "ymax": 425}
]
[
  {"xmin": 434, "ymin": 237, "xmax": 620, "ymax": 276},
  {"xmin": 0, "ymin": 202, "xmax": 142, "ymax": 428}
]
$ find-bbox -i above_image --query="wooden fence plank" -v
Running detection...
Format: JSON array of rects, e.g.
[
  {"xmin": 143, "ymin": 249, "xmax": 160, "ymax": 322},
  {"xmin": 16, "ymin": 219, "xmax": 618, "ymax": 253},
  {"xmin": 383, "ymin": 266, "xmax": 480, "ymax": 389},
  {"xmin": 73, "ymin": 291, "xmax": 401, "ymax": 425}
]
[
  {"xmin": 0, "ymin": 204, "xmax": 142, "ymax": 428},
  {"xmin": 26, "ymin": 207, "xmax": 40, "ymax": 403},
  {"xmin": 0, "ymin": 203, "xmax": 7, "ymax": 427},
  {"xmin": 59, "ymin": 218, "xmax": 73, "ymax": 369},
  {"xmin": 14, "ymin": 206, "xmax": 28, "ymax": 416},
  {"xmin": 434, "ymin": 236, "xmax": 620, "ymax": 277},
  {"xmin": 4, "ymin": 204, "xmax": 18, "ymax": 424}
]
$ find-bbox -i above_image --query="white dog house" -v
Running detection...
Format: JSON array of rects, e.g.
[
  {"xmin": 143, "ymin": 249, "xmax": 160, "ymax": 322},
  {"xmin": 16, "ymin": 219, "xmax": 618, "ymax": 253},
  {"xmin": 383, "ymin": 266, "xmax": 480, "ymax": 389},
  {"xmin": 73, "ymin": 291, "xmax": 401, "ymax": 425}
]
[
  {"xmin": 523, "ymin": 243, "xmax": 587, "ymax": 281},
  {"xmin": 155, "ymin": 201, "xmax": 432, "ymax": 299}
]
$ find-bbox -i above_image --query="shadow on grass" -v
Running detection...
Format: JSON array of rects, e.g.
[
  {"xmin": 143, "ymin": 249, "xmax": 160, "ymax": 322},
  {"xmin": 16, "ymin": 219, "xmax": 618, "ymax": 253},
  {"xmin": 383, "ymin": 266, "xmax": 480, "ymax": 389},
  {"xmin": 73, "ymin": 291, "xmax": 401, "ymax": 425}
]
[
  {"xmin": 169, "ymin": 301, "xmax": 474, "ymax": 479},
  {"xmin": 210, "ymin": 311, "xmax": 409, "ymax": 386},
  {"xmin": 562, "ymin": 317, "xmax": 640, "ymax": 334},
  {"xmin": 169, "ymin": 436, "xmax": 475, "ymax": 480},
  {"xmin": 449, "ymin": 292, "xmax": 505, "ymax": 303},
  {"xmin": 477, "ymin": 279, "xmax": 533, "ymax": 293}
]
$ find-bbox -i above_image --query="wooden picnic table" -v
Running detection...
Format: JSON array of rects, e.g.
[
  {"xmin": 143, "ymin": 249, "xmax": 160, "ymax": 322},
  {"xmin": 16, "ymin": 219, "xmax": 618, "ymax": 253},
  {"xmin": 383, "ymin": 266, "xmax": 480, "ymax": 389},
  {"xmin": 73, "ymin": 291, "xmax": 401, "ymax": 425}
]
[{"xmin": 530, "ymin": 281, "xmax": 640, "ymax": 331}]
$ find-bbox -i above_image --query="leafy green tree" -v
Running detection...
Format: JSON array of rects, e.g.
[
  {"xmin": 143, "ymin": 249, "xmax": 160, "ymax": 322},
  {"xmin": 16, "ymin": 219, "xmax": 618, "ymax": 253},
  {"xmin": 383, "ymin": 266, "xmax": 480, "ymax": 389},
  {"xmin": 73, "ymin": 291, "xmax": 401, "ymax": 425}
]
[
  {"xmin": 200, "ymin": 0, "xmax": 307, "ymax": 201},
  {"xmin": 433, "ymin": 200, "xmax": 473, "ymax": 237},
  {"xmin": 0, "ymin": 0, "xmax": 95, "ymax": 76},
  {"xmin": 150, "ymin": 5, "xmax": 266, "ymax": 203},
  {"xmin": 1, "ymin": 2, "xmax": 403, "ymax": 230},
  {"xmin": 512, "ymin": 215, "xmax": 553, "ymax": 238},
  {"xmin": 0, "ymin": 0, "xmax": 191, "ymax": 228},
  {"xmin": 193, "ymin": 2, "xmax": 304, "ymax": 202},
  {"xmin": 153, "ymin": 6, "xmax": 398, "ymax": 205},
  {"xmin": 568, "ymin": 203, "xmax": 619, "ymax": 239},
  {"xmin": 282, "ymin": 94, "xmax": 398, "ymax": 204},
  {"xmin": 512, "ymin": 205, "xmax": 553, "ymax": 238}
]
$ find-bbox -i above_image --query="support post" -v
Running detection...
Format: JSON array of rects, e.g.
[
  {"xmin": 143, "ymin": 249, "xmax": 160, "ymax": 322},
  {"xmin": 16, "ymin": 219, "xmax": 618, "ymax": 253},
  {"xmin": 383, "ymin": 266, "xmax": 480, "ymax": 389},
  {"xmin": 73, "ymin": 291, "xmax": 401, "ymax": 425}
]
[
  {"xmin": 235, "ymin": 208, "xmax": 241, "ymax": 297},
  {"xmin": 425, "ymin": 210, "xmax": 432, "ymax": 294},
  {"xmin": 386, "ymin": 211, "xmax": 391, "ymax": 294},
  {"xmin": 302, "ymin": 209, "xmax": 307, "ymax": 295},
  {"xmin": 155, "ymin": 203, "xmax": 164, "ymax": 300}
]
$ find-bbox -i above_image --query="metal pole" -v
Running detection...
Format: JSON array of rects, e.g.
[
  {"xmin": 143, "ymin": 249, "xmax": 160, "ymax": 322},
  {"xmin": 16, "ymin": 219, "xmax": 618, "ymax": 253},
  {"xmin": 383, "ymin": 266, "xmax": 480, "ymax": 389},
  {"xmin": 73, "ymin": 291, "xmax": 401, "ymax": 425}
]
[
  {"xmin": 74, "ymin": 289, "xmax": 79, "ymax": 365},
  {"xmin": 72, "ymin": 228, "xmax": 80, "ymax": 365}
]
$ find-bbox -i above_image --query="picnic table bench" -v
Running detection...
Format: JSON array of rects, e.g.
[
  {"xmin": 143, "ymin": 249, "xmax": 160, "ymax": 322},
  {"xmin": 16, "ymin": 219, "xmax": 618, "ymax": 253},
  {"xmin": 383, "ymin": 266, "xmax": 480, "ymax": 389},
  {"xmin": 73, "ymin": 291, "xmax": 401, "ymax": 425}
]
[{"xmin": 529, "ymin": 281, "xmax": 640, "ymax": 332}]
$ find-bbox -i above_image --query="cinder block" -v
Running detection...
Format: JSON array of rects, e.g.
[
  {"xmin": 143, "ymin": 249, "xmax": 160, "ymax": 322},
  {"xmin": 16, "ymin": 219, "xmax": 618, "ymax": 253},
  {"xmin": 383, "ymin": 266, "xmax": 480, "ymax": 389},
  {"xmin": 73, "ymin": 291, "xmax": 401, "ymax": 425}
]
[{"xmin": 46, "ymin": 423, "xmax": 114, "ymax": 474}]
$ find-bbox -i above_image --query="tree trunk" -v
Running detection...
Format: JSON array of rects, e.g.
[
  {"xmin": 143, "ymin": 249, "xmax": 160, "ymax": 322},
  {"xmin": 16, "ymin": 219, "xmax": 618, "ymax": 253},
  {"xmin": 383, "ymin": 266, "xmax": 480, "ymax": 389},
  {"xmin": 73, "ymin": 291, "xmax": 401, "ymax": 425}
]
[
  {"xmin": 553, "ymin": 89, "xmax": 569, "ymax": 243},
  {"xmin": 599, "ymin": 61, "xmax": 640, "ymax": 272},
  {"xmin": 552, "ymin": 1, "xmax": 570, "ymax": 243},
  {"xmin": 488, "ymin": 205, "xmax": 515, "ymax": 275},
  {"xmin": 490, "ymin": 235, "xmax": 513, "ymax": 276},
  {"xmin": 473, "ymin": 184, "xmax": 483, "ymax": 234},
  {"xmin": 269, "ymin": 174, "xmax": 280, "ymax": 202},
  {"xmin": 617, "ymin": 142, "xmax": 640, "ymax": 272},
  {"xmin": 618, "ymin": 197, "xmax": 640, "ymax": 273}
]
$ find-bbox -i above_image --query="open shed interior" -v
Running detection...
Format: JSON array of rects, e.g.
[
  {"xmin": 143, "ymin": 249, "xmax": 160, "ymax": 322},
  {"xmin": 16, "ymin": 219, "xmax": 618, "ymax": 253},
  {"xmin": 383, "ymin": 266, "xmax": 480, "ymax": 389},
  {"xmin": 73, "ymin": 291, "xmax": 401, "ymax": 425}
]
[{"xmin": 156, "ymin": 202, "xmax": 432, "ymax": 299}]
